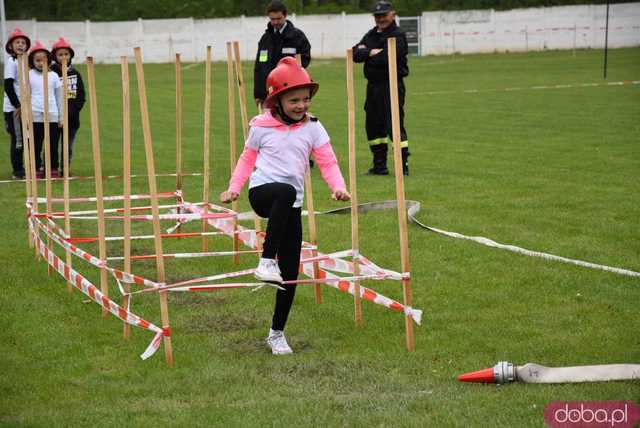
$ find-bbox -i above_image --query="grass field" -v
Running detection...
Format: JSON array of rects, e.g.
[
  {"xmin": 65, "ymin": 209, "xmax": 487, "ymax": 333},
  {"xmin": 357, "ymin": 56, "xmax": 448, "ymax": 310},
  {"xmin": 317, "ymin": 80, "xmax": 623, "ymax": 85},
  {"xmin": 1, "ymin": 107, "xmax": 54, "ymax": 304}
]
[{"xmin": 1, "ymin": 47, "xmax": 639, "ymax": 427}]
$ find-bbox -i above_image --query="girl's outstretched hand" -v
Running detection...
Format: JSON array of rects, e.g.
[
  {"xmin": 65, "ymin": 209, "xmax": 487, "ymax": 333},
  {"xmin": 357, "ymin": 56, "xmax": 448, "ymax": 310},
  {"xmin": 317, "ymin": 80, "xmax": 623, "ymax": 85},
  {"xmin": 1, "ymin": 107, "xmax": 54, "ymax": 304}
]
[
  {"xmin": 220, "ymin": 190, "xmax": 239, "ymax": 204},
  {"xmin": 332, "ymin": 189, "xmax": 351, "ymax": 202}
]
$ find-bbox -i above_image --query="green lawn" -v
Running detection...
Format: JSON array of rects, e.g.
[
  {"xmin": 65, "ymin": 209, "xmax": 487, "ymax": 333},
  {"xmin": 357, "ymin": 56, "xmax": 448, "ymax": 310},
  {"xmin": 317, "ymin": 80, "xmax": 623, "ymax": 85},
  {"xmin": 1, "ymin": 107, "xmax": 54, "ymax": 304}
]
[{"xmin": 1, "ymin": 48, "xmax": 639, "ymax": 427}]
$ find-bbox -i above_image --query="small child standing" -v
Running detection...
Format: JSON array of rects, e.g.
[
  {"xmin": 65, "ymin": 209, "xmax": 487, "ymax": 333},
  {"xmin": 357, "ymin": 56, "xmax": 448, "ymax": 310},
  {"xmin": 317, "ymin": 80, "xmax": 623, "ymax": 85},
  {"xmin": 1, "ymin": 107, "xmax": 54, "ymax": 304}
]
[
  {"xmin": 3, "ymin": 28, "xmax": 31, "ymax": 179},
  {"xmin": 51, "ymin": 37, "xmax": 85, "ymax": 177},
  {"xmin": 220, "ymin": 57, "xmax": 350, "ymax": 355},
  {"xmin": 28, "ymin": 41, "xmax": 63, "ymax": 178}
]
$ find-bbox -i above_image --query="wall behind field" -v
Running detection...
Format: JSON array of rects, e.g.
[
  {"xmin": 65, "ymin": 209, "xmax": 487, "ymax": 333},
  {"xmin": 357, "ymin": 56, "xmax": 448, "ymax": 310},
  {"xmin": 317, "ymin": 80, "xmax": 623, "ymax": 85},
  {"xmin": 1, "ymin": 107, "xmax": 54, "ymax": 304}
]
[{"xmin": 6, "ymin": 2, "xmax": 639, "ymax": 64}]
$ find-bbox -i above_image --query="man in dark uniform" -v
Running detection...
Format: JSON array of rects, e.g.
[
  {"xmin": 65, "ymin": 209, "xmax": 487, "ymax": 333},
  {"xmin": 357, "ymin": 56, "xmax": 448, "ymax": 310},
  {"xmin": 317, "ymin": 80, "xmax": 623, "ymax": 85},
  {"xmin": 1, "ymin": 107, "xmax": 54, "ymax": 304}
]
[
  {"xmin": 353, "ymin": 0, "xmax": 410, "ymax": 175},
  {"xmin": 254, "ymin": 1, "xmax": 312, "ymax": 108}
]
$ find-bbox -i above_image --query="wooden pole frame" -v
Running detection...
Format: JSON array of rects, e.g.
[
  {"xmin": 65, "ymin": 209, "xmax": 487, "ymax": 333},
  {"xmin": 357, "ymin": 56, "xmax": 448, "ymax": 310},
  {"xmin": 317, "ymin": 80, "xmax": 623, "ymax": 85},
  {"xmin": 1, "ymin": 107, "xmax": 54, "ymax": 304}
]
[
  {"xmin": 346, "ymin": 49, "xmax": 362, "ymax": 325},
  {"xmin": 175, "ymin": 53, "xmax": 183, "ymax": 234},
  {"xmin": 292, "ymin": 53, "xmax": 322, "ymax": 304},
  {"xmin": 86, "ymin": 57, "xmax": 110, "ymax": 318},
  {"xmin": 231, "ymin": 41, "xmax": 263, "ymax": 254},
  {"xmin": 21, "ymin": 56, "xmax": 39, "ymax": 260},
  {"xmin": 202, "ymin": 46, "xmax": 212, "ymax": 253},
  {"xmin": 42, "ymin": 60, "xmax": 53, "ymax": 276},
  {"xmin": 17, "ymin": 54, "xmax": 34, "ymax": 248},
  {"xmin": 232, "ymin": 41, "xmax": 249, "ymax": 142},
  {"xmin": 133, "ymin": 47, "xmax": 174, "ymax": 366},
  {"xmin": 304, "ymin": 170, "xmax": 322, "ymax": 304},
  {"xmin": 225, "ymin": 42, "xmax": 242, "ymax": 262},
  {"xmin": 387, "ymin": 38, "xmax": 414, "ymax": 352},
  {"xmin": 121, "ymin": 56, "xmax": 132, "ymax": 340},
  {"xmin": 61, "ymin": 58, "xmax": 73, "ymax": 293}
]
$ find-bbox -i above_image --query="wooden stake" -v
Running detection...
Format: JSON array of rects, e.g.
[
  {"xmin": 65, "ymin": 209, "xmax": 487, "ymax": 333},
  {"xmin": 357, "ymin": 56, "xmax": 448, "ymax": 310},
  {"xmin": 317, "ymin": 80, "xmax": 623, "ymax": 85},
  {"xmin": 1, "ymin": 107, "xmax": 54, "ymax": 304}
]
[
  {"xmin": 17, "ymin": 55, "xmax": 33, "ymax": 248},
  {"xmin": 387, "ymin": 38, "xmax": 414, "ymax": 352},
  {"xmin": 86, "ymin": 57, "xmax": 109, "ymax": 318},
  {"xmin": 232, "ymin": 41, "xmax": 249, "ymax": 140},
  {"xmin": 346, "ymin": 49, "xmax": 362, "ymax": 325},
  {"xmin": 304, "ymin": 170, "xmax": 322, "ymax": 304},
  {"xmin": 21, "ymin": 56, "xmax": 39, "ymax": 260},
  {"xmin": 61, "ymin": 58, "xmax": 73, "ymax": 293},
  {"xmin": 294, "ymin": 53, "xmax": 321, "ymax": 303},
  {"xmin": 175, "ymin": 53, "xmax": 183, "ymax": 235},
  {"xmin": 21, "ymin": 56, "xmax": 38, "ymax": 219},
  {"xmin": 43, "ymin": 60, "xmax": 55, "ymax": 275},
  {"xmin": 202, "ymin": 46, "xmax": 212, "ymax": 253},
  {"xmin": 121, "ymin": 56, "xmax": 132, "ymax": 340},
  {"xmin": 133, "ymin": 47, "xmax": 174, "ymax": 366},
  {"xmin": 226, "ymin": 42, "xmax": 241, "ymax": 262}
]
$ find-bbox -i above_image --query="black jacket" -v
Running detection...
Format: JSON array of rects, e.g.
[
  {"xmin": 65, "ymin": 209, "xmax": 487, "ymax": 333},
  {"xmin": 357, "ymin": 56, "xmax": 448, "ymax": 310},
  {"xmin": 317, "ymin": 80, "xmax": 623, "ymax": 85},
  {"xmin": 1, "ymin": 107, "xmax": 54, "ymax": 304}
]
[
  {"xmin": 352, "ymin": 22, "xmax": 409, "ymax": 84},
  {"xmin": 254, "ymin": 20, "xmax": 311, "ymax": 101},
  {"xmin": 51, "ymin": 63, "xmax": 85, "ymax": 126}
]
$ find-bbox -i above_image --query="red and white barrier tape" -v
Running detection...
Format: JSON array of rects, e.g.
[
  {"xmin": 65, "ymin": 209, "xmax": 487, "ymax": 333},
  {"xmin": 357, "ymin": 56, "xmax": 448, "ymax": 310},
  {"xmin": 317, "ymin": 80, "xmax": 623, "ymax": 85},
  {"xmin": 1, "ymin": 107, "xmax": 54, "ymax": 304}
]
[
  {"xmin": 36, "ymin": 191, "xmax": 178, "ymax": 204},
  {"xmin": 185, "ymin": 203, "xmax": 423, "ymax": 324},
  {"xmin": 33, "ymin": 231, "xmax": 165, "ymax": 360},
  {"xmin": 1, "ymin": 172, "xmax": 202, "ymax": 185}
]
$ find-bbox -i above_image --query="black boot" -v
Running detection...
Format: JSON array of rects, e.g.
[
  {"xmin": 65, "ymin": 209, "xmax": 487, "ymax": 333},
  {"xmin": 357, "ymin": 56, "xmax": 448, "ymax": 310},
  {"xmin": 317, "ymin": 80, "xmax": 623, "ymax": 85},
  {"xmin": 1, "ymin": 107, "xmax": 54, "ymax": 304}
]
[
  {"xmin": 367, "ymin": 144, "xmax": 389, "ymax": 175},
  {"xmin": 401, "ymin": 147, "xmax": 410, "ymax": 176}
]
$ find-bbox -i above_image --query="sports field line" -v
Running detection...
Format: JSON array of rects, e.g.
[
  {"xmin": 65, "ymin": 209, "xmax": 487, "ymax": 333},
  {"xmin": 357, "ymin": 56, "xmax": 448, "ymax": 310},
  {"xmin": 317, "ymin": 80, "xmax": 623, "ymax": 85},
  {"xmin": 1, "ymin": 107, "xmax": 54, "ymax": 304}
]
[{"xmin": 414, "ymin": 80, "xmax": 640, "ymax": 96}]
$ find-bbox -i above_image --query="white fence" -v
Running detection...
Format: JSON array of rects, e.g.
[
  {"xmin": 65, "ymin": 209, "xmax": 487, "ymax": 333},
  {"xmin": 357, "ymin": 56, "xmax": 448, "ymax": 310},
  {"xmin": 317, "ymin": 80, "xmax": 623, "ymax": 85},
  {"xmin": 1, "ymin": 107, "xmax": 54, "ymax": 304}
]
[{"xmin": 5, "ymin": 2, "xmax": 640, "ymax": 64}]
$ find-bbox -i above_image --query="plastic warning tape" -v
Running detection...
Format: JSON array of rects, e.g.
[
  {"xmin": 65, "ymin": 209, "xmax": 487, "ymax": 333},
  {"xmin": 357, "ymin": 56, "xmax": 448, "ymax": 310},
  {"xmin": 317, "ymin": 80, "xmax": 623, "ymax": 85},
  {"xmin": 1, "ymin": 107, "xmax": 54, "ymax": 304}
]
[
  {"xmin": 33, "ymin": 232, "xmax": 164, "ymax": 360},
  {"xmin": 184, "ymin": 202, "xmax": 422, "ymax": 324},
  {"xmin": 300, "ymin": 248, "xmax": 422, "ymax": 325},
  {"xmin": 37, "ymin": 191, "xmax": 179, "ymax": 204},
  {"xmin": 34, "ymin": 217, "xmax": 162, "ymax": 289}
]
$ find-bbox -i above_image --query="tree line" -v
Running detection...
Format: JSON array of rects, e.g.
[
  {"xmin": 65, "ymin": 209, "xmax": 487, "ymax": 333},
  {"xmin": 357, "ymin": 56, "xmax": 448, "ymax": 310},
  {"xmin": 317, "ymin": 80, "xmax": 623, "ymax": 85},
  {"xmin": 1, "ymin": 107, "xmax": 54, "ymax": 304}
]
[{"xmin": 8, "ymin": 0, "xmax": 627, "ymax": 21}]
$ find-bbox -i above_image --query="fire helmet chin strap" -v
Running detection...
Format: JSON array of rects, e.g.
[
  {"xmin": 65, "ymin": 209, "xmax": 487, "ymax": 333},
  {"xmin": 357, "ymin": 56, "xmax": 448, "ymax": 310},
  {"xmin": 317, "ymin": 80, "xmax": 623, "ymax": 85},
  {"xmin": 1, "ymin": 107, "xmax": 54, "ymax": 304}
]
[{"xmin": 275, "ymin": 99, "xmax": 306, "ymax": 125}]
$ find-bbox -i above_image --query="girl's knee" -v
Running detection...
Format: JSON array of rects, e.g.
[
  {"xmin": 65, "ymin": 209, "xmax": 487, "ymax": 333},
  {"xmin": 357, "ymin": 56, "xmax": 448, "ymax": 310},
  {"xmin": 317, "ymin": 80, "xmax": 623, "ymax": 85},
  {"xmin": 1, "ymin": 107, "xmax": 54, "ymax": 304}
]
[{"xmin": 277, "ymin": 183, "xmax": 296, "ymax": 205}]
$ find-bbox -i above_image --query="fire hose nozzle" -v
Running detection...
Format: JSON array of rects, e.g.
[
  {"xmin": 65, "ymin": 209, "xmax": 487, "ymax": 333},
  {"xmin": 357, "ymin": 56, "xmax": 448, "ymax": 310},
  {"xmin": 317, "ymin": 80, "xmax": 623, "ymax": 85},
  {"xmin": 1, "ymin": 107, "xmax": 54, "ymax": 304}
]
[{"xmin": 458, "ymin": 361, "xmax": 516, "ymax": 384}]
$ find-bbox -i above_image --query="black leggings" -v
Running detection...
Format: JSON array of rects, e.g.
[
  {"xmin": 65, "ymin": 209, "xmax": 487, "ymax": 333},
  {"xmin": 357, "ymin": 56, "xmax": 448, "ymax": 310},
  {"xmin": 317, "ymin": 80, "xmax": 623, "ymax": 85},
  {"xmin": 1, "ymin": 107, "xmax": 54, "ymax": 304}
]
[
  {"xmin": 33, "ymin": 122, "xmax": 60, "ymax": 170},
  {"xmin": 249, "ymin": 183, "xmax": 302, "ymax": 331},
  {"xmin": 4, "ymin": 112, "xmax": 24, "ymax": 175}
]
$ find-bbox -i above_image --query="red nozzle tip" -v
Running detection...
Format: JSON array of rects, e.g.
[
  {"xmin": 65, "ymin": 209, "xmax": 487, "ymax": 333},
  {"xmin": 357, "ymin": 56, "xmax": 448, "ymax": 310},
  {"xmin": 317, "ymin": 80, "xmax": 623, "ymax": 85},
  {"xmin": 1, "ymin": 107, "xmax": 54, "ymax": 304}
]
[{"xmin": 458, "ymin": 367, "xmax": 495, "ymax": 383}]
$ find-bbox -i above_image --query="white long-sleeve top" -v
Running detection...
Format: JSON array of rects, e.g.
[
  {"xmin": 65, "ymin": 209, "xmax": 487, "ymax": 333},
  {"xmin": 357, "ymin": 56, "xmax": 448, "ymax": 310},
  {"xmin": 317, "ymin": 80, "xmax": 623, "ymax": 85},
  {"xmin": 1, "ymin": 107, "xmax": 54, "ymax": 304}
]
[
  {"xmin": 29, "ymin": 69, "xmax": 63, "ymax": 122},
  {"xmin": 3, "ymin": 56, "xmax": 21, "ymax": 113}
]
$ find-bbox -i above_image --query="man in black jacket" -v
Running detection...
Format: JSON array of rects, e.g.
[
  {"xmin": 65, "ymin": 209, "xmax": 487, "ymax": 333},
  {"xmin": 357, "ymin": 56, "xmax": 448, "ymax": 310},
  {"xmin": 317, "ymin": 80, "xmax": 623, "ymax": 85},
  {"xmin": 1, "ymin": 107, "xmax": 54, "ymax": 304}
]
[
  {"xmin": 254, "ymin": 1, "xmax": 311, "ymax": 108},
  {"xmin": 353, "ymin": 1, "xmax": 410, "ymax": 176}
]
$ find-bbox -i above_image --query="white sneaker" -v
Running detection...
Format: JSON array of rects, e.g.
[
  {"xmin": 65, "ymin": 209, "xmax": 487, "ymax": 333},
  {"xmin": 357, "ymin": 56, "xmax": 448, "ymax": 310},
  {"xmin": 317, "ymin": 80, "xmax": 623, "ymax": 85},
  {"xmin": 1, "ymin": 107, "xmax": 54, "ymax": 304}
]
[
  {"xmin": 266, "ymin": 329, "xmax": 293, "ymax": 355},
  {"xmin": 255, "ymin": 258, "xmax": 283, "ymax": 283}
]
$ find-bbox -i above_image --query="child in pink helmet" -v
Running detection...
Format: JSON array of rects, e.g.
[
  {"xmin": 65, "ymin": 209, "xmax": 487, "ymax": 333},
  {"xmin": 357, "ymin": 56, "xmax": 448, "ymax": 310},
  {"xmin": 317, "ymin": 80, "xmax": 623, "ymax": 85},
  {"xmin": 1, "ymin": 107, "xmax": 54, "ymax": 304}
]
[
  {"xmin": 28, "ymin": 41, "xmax": 63, "ymax": 177},
  {"xmin": 3, "ymin": 28, "xmax": 31, "ymax": 179},
  {"xmin": 51, "ymin": 37, "xmax": 85, "ymax": 177},
  {"xmin": 220, "ymin": 56, "xmax": 350, "ymax": 355}
]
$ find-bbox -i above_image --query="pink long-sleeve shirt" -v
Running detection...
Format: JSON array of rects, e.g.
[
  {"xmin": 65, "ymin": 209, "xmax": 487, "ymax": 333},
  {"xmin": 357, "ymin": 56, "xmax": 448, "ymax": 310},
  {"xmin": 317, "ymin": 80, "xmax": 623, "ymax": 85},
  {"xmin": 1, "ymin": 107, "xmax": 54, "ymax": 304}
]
[{"xmin": 228, "ymin": 111, "xmax": 346, "ymax": 208}]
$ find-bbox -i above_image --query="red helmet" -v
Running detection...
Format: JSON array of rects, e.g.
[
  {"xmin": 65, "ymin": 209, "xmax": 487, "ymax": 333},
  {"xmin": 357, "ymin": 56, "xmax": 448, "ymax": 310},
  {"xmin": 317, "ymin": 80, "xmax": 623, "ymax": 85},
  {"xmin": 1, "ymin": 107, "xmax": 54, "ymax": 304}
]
[
  {"xmin": 51, "ymin": 37, "xmax": 75, "ymax": 60},
  {"xmin": 5, "ymin": 28, "xmax": 31, "ymax": 55},
  {"xmin": 28, "ymin": 41, "xmax": 52, "ymax": 69},
  {"xmin": 264, "ymin": 56, "xmax": 319, "ymax": 108}
]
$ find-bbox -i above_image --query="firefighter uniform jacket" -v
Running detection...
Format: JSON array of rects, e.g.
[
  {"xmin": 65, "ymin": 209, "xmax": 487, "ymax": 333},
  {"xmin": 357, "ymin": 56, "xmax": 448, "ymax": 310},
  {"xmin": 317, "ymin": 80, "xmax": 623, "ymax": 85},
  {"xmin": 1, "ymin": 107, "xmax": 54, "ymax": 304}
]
[
  {"xmin": 253, "ymin": 20, "xmax": 311, "ymax": 102},
  {"xmin": 352, "ymin": 21, "xmax": 409, "ymax": 83}
]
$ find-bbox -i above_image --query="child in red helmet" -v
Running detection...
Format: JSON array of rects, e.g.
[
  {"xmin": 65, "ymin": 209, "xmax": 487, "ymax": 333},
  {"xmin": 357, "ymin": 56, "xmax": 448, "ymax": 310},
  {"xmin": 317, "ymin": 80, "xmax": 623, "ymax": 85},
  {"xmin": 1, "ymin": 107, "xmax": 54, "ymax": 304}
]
[
  {"xmin": 3, "ymin": 28, "xmax": 31, "ymax": 179},
  {"xmin": 51, "ymin": 37, "xmax": 85, "ymax": 177},
  {"xmin": 28, "ymin": 41, "xmax": 63, "ymax": 177},
  {"xmin": 220, "ymin": 56, "xmax": 350, "ymax": 355}
]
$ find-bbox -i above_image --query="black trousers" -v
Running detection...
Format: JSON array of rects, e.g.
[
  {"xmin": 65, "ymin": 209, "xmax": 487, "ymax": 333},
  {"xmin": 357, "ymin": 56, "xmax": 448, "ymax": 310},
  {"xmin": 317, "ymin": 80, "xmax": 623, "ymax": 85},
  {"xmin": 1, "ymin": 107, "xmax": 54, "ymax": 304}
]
[
  {"xmin": 4, "ymin": 112, "xmax": 24, "ymax": 175},
  {"xmin": 249, "ymin": 183, "xmax": 302, "ymax": 331},
  {"xmin": 33, "ymin": 122, "xmax": 60, "ymax": 171},
  {"xmin": 57, "ymin": 122, "xmax": 80, "ymax": 171},
  {"xmin": 364, "ymin": 79, "xmax": 408, "ymax": 143}
]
